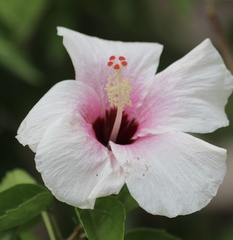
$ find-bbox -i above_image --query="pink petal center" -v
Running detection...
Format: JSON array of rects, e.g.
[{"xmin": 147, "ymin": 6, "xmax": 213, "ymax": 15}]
[{"xmin": 92, "ymin": 108, "xmax": 138, "ymax": 146}]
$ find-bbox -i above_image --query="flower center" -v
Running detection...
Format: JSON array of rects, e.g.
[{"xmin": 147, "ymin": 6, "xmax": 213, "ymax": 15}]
[
  {"xmin": 92, "ymin": 108, "xmax": 138, "ymax": 147},
  {"xmin": 104, "ymin": 55, "xmax": 132, "ymax": 143}
]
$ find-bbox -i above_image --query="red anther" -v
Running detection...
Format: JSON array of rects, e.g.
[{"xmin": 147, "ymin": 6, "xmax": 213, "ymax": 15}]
[
  {"xmin": 119, "ymin": 56, "xmax": 125, "ymax": 61},
  {"xmin": 109, "ymin": 56, "xmax": 115, "ymax": 60},
  {"xmin": 121, "ymin": 61, "xmax": 127, "ymax": 66},
  {"xmin": 114, "ymin": 64, "xmax": 120, "ymax": 70},
  {"xmin": 108, "ymin": 61, "xmax": 113, "ymax": 67}
]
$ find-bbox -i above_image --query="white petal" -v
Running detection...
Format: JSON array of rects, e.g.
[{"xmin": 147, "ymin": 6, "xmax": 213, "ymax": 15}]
[
  {"xmin": 135, "ymin": 39, "xmax": 233, "ymax": 137},
  {"xmin": 110, "ymin": 132, "xmax": 226, "ymax": 217},
  {"xmin": 88, "ymin": 151, "xmax": 124, "ymax": 200},
  {"xmin": 35, "ymin": 115, "xmax": 124, "ymax": 208},
  {"xmin": 57, "ymin": 27, "xmax": 163, "ymax": 105},
  {"xmin": 16, "ymin": 80, "xmax": 102, "ymax": 152}
]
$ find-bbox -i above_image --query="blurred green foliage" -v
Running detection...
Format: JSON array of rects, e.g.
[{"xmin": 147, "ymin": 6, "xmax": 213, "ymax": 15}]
[
  {"xmin": 0, "ymin": 0, "xmax": 233, "ymax": 239},
  {"xmin": 0, "ymin": 0, "xmax": 48, "ymax": 40},
  {"xmin": 0, "ymin": 0, "xmax": 48, "ymax": 85},
  {"xmin": 125, "ymin": 228, "xmax": 180, "ymax": 240},
  {"xmin": 171, "ymin": 0, "xmax": 194, "ymax": 15}
]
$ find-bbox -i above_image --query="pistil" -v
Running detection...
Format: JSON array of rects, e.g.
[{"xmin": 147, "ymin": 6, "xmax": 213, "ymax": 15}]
[{"xmin": 109, "ymin": 106, "xmax": 123, "ymax": 142}]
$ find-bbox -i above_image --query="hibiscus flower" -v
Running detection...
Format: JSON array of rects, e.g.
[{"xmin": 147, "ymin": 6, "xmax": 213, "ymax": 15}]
[{"xmin": 16, "ymin": 27, "xmax": 233, "ymax": 217}]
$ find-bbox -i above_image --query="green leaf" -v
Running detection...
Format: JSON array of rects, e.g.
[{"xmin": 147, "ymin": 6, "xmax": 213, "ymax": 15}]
[
  {"xmin": 117, "ymin": 185, "xmax": 139, "ymax": 213},
  {"xmin": 0, "ymin": 0, "xmax": 48, "ymax": 41},
  {"xmin": 0, "ymin": 184, "xmax": 53, "ymax": 232},
  {"xmin": 16, "ymin": 215, "xmax": 41, "ymax": 235},
  {"xmin": 0, "ymin": 36, "xmax": 43, "ymax": 86},
  {"xmin": 76, "ymin": 196, "xmax": 126, "ymax": 240},
  {"xmin": 0, "ymin": 169, "xmax": 36, "ymax": 193},
  {"xmin": 125, "ymin": 228, "xmax": 181, "ymax": 240}
]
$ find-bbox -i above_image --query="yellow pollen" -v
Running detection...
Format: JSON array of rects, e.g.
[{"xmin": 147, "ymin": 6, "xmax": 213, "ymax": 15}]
[{"xmin": 105, "ymin": 69, "xmax": 132, "ymax": 110}]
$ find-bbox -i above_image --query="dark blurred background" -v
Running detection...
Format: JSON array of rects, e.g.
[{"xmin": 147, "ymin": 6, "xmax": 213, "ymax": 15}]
[{"xmin": 0, "ymin": 0, "xmax": 233, "ymax": 239}]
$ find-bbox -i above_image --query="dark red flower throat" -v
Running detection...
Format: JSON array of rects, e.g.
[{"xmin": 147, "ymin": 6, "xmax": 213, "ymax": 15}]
[{"xmin": 93, "ymin": 108, "xmax": 138, "ymax": 147}]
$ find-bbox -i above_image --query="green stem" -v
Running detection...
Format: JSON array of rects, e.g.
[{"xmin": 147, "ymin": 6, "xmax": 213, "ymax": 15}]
[
  {"xmin": 67, "ymin": 231, "xmax": 77, "ymax": 240},
  {"xmin": 50, "ymin": 212, "xmax": 63, "ymax": 239},
  {"xmin": 41, "ymin": 211, "xmax": 56, "ymax": 240},
  {"xmin": 67, "ymin": 225, "xmax": 84, "ymax": 240}
]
